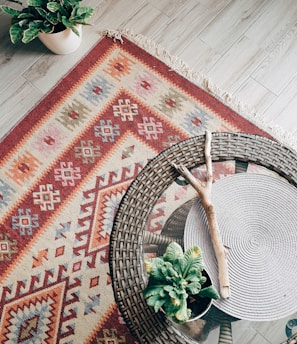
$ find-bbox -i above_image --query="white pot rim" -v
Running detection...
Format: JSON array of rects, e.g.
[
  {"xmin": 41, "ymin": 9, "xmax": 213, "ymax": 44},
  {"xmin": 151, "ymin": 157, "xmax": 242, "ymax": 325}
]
[
  {"xmin": 39, "ymin": 24, "xmax": 82, "ymax": 36},
  {"xmin": 38, "ymin": 24, "xmax": 82, "ymax": 54}
]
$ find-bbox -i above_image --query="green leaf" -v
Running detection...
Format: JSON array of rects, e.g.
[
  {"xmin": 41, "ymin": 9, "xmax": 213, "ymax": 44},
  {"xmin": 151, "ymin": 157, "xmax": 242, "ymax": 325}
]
[
  {"xmin": 199, "ymin": 285, "xmax": 220, "ymax": 300},
  {"xmin": 163, "ymin": 242, "xmax": 184, "ymax": 263},
  {"xmin": 38, "ymin": 19, "xmax": 54, "ymax": 33},
  {"xmin": 17, "ymin": 12, "xmax": 35, "ymax": 19},
  {"xmin": 47, "ymin": 2, "xmax": 61, "ymax": 13},
  {"xmin": 9, "ymin": 23, "xmax": 23, "ymax": 43},
  {"xmin": 63, "ymin": 0, "xmax": 73, "ymax": 6},
  {"xmin": 22, "ymin": 27, "xmax": 39, "ymax": 43},
  {"xmin": 142, "ymin": 282, "xmax": 165, "ymax": 298},
  {"xmin": 34, "ymin": 7, "xmax": 48, "ymax": 20},
  {"xmin": 172, "ymin": 294, "xmax": 190, "ymax": 323},
  {"xmin": 70, "ymin": 25, "xmax": 80, "ymax": 36},
  {"xmin": 45, "ymin": 12, "xmax": 60, "ymax": 25},
  {"xmin": 40, "ymin": 25, "xmax": 53, "ymax": 33},
  {"xmin": 57, "ymin": 4, "xmax": 69, "ymax": 17},
  {"xmin": 0, "ymin": 6, "xmax": 20, "ymax": 16},
  {"xmin": 186, "ymin": 281, "xmax": 201, "ymax": 295},
  {"xmin": 184, "ymin": 269, "xmax": 202, "ymax": 283},
  {"xmin": 199, "ymin": 275, "xmax": 207, "ymax": 285},
  {"xmin": 146, "ymin": 294, "xmax": 166, "ymax": 313},
  {"xmin": 182, "ymin": 245, "xmax": 204, "ymax": 278},
  {"xmin": 18, "ymin": 18, "xmax": 30, "ymax": 28},
  {"xmin": 62, "ymin": 17, "xmax": 73, "ymax": 27},
  {"xmin": 163, "ymin": 298, "xmax": 179, "ymax": 316},
  {"xmin": 28, "ymin": 0, "xmax": 47, "ymax": 7},
  {"xmin": 184, "ymin": 245, "xmax": 203, "ymax": 269},
  {"xmin": 28, "ymin": 20, "xmax": 43, "ymax": 29},
  {"xmin": 75, "ymin": 6, "xmax": 93, "ymax": 19},
  {"xmin": 163, "ymin": 285, "xmax": 178, "ymax": 299},
  {"xmin": 161, "ymin": 262, "xmax": 179, "ymax": 281},
  {"xmin": 144, "ymin": 257, "xmax": 166, "ymax": 279}
]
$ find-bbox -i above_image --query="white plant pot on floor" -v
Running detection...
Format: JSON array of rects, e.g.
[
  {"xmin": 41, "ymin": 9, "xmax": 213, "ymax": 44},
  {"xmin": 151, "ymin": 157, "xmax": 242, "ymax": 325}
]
[{"xmin": 38, "ymin": 25, "xmax": 82, "ymax": 54}]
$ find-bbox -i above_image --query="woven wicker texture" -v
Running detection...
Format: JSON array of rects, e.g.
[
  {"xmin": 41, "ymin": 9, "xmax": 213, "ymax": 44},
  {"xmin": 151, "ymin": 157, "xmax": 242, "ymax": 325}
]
[
  {"xmin": 184, "ymin": 173, "xmax": 297, "ymax": 321},
  {"xmin": 109, "ymin": 132, "xmax": 297, "ymax": 343}
]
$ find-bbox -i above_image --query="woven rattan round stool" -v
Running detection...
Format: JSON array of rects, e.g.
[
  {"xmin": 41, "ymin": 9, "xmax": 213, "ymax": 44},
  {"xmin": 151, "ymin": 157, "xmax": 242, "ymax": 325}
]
[{"xmin": 109, "ymin": 132, "xmax": 297, "ymax": 344}]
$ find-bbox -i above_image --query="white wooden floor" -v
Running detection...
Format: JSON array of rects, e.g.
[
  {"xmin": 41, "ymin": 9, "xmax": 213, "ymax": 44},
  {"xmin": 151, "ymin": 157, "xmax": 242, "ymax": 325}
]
[{"xmin": 0, "ymin": 0, "xmax": 296, "ymax": 342}]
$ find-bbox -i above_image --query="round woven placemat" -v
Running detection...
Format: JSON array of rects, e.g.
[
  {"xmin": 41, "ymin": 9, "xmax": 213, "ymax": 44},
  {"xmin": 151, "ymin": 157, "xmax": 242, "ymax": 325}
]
[{"xmin": 184, "ymin": 173, "xmax": 297, "ymax": 321}]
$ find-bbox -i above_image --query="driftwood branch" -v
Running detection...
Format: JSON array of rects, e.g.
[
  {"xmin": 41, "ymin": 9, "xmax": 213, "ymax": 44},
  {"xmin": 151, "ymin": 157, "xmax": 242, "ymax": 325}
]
[{"xmin": 173, "ymin": 131, "xmax": 230, "ymax": 299}]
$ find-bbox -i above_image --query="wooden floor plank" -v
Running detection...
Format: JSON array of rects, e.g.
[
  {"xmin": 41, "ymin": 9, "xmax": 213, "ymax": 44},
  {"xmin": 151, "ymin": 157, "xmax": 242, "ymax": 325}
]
[
  {"xmin": 0, "ymin": 77, "xmax": 42, "ymax": 139},
  {"xmin": 252, "ymin": 23, "xmax": 297, "ymax": 95},
  {"xmin": 245, "ymin": 0, "xmax": 297, "ymax": 51},
  {"xmin": 234, "ymin": 77, "xmax": 277, "ymax": 115},
  {"xmin": 180, "ymin": 36, "xmax": 222, "ymax": 73},
  {"xmin": 22, "ymin": 25, "xmax": 104, "ymax": 94},
  {"xmin": 264, "ymin": 75, "xmax": 297, "ymax": 131},
  {"xmin": 92, "ymin": 0, "xmax": 147, "ymax": 28},
  {"xmin": 207, "ymin": 36, "xmax": 267, "ymax": 94},
  {"xmin": 199, "ymin": 0, "xmax": 270, "ymax": 54},
  {"xmin": 147, "ymin": 0, "xmax": 192, "ymax": 17},
  {"xmin": 155, "ymin": 0, "xmax": 231, "ymax": 55},
  {"xmin": 120, "ymin": 2, "xmax": 169, "ymax": 39}
]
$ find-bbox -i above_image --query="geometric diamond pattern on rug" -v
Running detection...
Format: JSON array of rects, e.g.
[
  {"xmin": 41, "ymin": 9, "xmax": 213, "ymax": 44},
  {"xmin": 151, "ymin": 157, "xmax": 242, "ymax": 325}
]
[
  {"xmin": 103, "ymin": 51, "xmax": 136, "ymax": 82},
  {"xmin": 182, "ymin": 104, "xmax": 215, "ymax": 135},
  {"xmin": 94, "ymin": 119, "xmax": 121, "ymax": 143},
  {"xmin": 121, "ymin": 145, "xmax": 135, "ymax": 159},
  {"xmin": 156, "ymin": 87, "xmax": 187, "ymax": 118},
  {"xmin": 74, "ymin": 140, "xmax": 101, "ymax": 164},
  {"xmin": 32, "ymin": 184, "xmax": 61, "ymax": 211},
  {"xmin": 74, "ymin": 162, "xmax": 146, "ymax": 268},
  {"xmin": 11, "ymin": 208, "xmax": 39, "ymax": 236},
  {"xmin": 57, "ymin": 100, "xmax": 91, "ymax": 131},
  {"xmin": 132, "ymin": 70, "xmax": 161, "ymax": 100},
  {"xmin": 0, "ymin": 282, "xmax": 65, "ymax": 343},
  {"xmin": 113, "ymin": 98, "xmax": 138, "ymax": 121},
  {"xmin": 87, "ymin": 304, "xmax": 138, "ymax": 344},
  {"xmin": 97, "ymin": 329, "xmax": 126, "ymax": 344},
  {"xmin": 33, "ymin": 125, "xmax": 66, "ymax": 155},
  {"xmin": 5, "ymin": 151, "xmax": 42, "ymax": 187},
  {"xmin": 80, "ymin": 75, "xmax": 114, "ymax": 106},
  {"xmin": 0, "ymin": 178, "xmax": 15, "ymax": 210},
  {"xmin": 137, "ymin": 116, "xmax": 163, "ymax": 140},
  {"xmin": 0, "ymin": 233, "xmax": 18, "ymax": 261},
  {"xmin": 89, "ymin": 185, "xmax": 126, "ymax": 250}
]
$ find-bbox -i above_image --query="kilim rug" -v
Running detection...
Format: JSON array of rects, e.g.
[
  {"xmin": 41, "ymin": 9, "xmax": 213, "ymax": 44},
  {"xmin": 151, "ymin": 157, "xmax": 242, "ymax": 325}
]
[{"xmin": 0, "ymin": 30, "xmax": 291, "ymax": 343}]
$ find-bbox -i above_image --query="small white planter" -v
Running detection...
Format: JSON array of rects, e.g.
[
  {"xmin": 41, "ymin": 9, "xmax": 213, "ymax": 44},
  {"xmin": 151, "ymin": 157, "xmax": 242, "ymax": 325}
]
[{"xmin": 38, "ymin": 25, "xmax": 82, "ymax": 54}]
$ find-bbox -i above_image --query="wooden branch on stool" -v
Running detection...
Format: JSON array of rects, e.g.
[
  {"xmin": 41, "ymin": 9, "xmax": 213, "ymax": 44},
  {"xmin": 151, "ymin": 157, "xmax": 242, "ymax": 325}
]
[{"xmin": 173, "ymin": 131, "xmax": 231, "ymax": 299}]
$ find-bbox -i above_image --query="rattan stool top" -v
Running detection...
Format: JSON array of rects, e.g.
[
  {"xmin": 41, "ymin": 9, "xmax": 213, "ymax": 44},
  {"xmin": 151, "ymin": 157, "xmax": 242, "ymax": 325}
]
[
  {"xmin": 109, "ymin": 132, "xmax": 297, "ymax": 344},
  {"xmin": 184, "ymin": 172, "xmax": 297, "ymax": 321}
]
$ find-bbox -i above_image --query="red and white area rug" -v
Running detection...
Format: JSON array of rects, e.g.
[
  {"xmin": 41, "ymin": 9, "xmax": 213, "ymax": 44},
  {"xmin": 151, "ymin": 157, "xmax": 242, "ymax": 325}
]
[{"xmin": 0, "ymin": 30, "xmax": 291, "ymax": 343}]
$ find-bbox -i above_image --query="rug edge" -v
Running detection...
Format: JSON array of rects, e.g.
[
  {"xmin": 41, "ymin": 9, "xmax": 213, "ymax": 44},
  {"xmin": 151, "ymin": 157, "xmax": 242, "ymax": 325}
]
[{"xmin": 102, "ymin": 28, "xmax": 297, "ymax": 152}]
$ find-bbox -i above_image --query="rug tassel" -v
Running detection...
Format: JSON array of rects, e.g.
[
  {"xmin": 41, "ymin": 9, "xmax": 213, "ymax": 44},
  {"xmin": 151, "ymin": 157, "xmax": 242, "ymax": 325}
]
[{"xmin": 102, "ymin": 29, "xmax": 124, "ymax": 44}]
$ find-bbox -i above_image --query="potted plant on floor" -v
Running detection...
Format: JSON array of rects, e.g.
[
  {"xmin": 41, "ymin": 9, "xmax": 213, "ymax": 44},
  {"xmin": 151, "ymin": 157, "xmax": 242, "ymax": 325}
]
[
  {"xmin": 142, "ymin": 242, "xmax": 220, "ymax": 323},
  {"xmin": 0, "ymin": 0, "xmax": 94, "ymax": 54}
]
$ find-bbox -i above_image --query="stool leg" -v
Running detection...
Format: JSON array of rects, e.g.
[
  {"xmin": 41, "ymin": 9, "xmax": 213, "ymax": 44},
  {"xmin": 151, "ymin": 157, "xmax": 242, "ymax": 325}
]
[{"xmin": 218, "ymin": 318, "xmax": 233, "ymax": 344}]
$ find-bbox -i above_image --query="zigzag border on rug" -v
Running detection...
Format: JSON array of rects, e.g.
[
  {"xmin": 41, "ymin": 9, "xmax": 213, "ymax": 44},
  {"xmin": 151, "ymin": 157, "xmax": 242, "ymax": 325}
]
[{"xmin": 101, "ymin": 28, "xmax": 297, "ymax": 153}]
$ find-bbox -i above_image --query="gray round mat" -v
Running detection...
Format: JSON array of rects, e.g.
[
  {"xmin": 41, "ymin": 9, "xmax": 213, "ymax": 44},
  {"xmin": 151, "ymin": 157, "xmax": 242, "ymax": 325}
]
[{"xmin": 184, "ymin": 173, "xmax": 297, "ymax": 321}]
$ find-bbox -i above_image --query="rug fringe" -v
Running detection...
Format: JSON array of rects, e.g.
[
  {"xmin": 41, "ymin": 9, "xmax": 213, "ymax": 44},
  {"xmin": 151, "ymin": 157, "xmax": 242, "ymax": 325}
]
[{"xmin": 101, "ymin": 28, "xmax": 297, "ymax": 152}]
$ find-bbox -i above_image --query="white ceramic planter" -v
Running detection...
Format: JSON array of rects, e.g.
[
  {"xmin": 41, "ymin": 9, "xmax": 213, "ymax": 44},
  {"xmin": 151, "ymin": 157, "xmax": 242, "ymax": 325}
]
[{"xmin": 38, "ymin": 25, "xmax": 82, "ymax": 54}]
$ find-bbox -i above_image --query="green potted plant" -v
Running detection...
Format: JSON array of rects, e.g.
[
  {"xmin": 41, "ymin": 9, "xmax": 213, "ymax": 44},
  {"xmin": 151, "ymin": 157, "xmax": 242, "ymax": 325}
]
[
  {"xmin": 142, "ymin": 242, "xmax": 220, "ymax": 323},
  {"xmin": 0, "ymin": 0, "xmax": 94, "ymax": 54}
]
